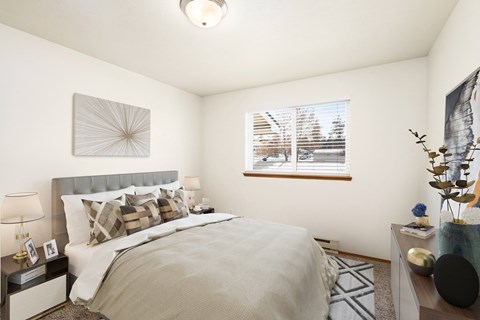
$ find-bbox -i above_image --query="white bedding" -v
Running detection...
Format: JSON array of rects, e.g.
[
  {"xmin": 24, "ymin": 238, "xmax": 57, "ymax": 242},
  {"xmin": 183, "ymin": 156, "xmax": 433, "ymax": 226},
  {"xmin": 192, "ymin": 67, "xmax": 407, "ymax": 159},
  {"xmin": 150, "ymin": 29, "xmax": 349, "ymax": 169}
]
[
  {"xmin": 70, "ymin": 213, "xmax": 237, "ymax": 302},
  {"xmin": 65, "ymin": 210, "xmax": 230, "ymax": 277},
  {"xmin": 71, "ymin": 214, "xmax": 339, "ymax": 320},
  {"xmin": 65, "ymin": 242, "xmax": 99, "ymax": 278}
]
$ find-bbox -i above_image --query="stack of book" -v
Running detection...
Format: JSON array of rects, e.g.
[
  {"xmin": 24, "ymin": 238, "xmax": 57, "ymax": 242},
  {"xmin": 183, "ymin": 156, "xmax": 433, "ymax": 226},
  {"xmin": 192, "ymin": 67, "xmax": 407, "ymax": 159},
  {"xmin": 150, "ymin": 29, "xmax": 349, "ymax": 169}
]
[
  {"xmin": 9, "ymin": 265, "xmax": 46, "ymax": 285},
  {"xmin": 400, "ymin": 222, "xmax": 436, "ymax": 239}
]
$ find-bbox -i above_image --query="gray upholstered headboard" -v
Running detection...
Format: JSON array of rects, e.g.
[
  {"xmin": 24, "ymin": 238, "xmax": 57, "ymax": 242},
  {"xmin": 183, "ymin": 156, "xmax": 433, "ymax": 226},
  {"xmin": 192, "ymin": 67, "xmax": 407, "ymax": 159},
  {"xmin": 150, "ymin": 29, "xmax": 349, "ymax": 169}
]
[{"xmin": 51, "ymin": 170, "xmax": 178, "ymax": 253}]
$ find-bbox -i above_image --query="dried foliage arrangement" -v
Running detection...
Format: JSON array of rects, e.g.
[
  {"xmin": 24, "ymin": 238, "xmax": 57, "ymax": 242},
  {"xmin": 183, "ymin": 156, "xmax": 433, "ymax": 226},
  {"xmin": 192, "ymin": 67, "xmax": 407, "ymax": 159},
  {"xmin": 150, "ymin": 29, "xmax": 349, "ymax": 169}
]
[{"xmin": 409, "ymin": 129, "xmax": 480, "ymax": 223}]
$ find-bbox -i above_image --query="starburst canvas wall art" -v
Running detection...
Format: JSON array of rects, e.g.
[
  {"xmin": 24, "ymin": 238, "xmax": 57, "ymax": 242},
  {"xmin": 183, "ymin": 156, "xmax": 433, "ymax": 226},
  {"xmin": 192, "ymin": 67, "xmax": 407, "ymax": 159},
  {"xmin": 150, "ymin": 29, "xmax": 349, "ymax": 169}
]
[{"xmin": 73, "ymin": 93, "xmax": 150, "ymax": 156}]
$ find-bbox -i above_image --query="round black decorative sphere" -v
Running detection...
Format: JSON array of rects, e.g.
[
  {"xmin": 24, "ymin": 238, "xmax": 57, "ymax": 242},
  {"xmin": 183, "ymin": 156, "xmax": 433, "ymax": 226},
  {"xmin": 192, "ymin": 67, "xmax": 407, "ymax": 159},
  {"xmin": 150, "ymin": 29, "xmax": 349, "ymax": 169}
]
[{"xmin": 434, "ymin": 254, "xmax": 479, "ymax": 308}]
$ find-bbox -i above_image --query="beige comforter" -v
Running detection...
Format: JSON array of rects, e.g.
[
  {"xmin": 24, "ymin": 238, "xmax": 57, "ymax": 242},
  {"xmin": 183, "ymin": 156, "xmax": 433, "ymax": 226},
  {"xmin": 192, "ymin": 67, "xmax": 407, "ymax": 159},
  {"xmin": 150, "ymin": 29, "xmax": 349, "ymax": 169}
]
[{"xmin": 81, "ymin": 218, "xmax": 338, "ymax": 320}]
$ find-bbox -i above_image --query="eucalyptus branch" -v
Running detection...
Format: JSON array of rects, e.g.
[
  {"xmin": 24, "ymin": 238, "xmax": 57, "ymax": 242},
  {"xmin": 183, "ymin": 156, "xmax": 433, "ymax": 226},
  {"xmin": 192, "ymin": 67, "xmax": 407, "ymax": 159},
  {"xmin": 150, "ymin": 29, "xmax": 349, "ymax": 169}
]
[
  {"xmin": 456, "ymin": 141, "xmax": 479, "ymax": 219},
  {"xmin": 409, "ymin": 129, "xmax": 480, "ymax": 223}
]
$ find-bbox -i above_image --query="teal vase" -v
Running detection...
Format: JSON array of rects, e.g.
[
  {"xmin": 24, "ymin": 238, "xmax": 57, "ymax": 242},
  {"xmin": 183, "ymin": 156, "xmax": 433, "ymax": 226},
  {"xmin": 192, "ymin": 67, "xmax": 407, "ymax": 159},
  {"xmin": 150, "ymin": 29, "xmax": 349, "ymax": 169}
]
[{"xmin": 438, "ymin": 222, "xmax": 480, "ymax": 292}]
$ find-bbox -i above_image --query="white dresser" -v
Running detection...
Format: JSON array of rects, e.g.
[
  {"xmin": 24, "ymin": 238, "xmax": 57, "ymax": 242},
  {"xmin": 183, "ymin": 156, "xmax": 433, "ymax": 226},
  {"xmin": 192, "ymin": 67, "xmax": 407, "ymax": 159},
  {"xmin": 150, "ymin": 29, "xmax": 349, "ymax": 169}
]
[{"xmin": 390, "ymin": 224, "xmax": 480, "ymax": 320}]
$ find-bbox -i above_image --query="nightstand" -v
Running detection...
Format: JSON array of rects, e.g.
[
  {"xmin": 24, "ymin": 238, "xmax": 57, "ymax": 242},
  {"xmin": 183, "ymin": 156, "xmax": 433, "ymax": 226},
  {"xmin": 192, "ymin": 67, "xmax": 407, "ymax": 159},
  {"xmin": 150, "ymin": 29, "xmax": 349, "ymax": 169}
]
[
  {"xmin": 1, "ymin": 247, "xmax": 68, "ymax": 320},
  {"xmin": 190, "ymin": 207, "xmax": 215, "ymax": 214}
]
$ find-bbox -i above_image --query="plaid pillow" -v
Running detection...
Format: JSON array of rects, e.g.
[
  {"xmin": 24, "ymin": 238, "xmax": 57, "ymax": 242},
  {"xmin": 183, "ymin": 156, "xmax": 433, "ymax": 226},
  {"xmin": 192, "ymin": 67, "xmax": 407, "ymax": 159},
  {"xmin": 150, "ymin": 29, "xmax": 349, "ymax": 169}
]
[
  {"xmin": 82, "ymin": 199, "xmax": 125, "ymax": 245},
  {"xmin": 120, "ymin": 200, "xmax": 162, "ymax": 235},
  {"xmin": 160, "ymin": 188, "xmax": 186, "ymax": 202},
  {"xmin": 125, "ymin": 193, "xmax": 157, "ymax": 206},
  {"xmin": 158, "ymin": 198, "xmax": 189, "ymax": 222}
]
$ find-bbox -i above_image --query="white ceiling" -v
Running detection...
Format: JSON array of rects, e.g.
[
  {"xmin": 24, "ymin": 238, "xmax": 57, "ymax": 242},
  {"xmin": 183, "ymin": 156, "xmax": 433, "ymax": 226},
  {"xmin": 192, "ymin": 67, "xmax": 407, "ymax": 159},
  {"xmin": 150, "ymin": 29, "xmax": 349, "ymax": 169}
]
[{"xmin": 0, "ymin": 0, "xmax": 458, "ymax": 96}]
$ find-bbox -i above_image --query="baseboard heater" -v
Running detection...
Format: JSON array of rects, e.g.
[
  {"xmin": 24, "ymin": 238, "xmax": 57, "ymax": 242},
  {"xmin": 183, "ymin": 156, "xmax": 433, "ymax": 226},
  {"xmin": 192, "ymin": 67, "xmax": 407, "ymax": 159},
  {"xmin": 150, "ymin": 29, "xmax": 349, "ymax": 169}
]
[{"xmin": 314, "ymin": 237, "xmax": 339, "ymax": 255}]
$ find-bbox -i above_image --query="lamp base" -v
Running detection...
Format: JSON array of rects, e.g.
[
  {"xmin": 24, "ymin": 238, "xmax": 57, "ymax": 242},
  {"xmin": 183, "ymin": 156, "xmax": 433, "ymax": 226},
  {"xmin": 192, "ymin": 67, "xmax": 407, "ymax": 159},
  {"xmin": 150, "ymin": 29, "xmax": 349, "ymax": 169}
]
[
  {"xmin": 188, "ymin": 192, "xmax": 196, "ymax": 211},
  {"xmin": 13, "ymin": 240, "xmax": 28, "ymax": 262},
  {"xmin": 13, "ymin": 251, "xmax": 28, "ymax": 261}
]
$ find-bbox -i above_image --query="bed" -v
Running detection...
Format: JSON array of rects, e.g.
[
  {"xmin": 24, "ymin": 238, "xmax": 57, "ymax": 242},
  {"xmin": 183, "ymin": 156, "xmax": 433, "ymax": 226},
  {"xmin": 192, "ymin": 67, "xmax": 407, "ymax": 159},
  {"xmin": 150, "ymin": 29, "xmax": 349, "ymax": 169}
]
[{"xmin": 52, "ymin": 171, "xmax": 338, "ymax": 320}]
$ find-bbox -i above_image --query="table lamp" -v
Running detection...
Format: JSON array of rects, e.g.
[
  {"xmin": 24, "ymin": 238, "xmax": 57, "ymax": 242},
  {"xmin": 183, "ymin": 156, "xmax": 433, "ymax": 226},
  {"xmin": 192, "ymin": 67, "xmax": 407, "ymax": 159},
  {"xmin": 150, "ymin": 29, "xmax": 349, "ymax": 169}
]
[
  {"xmin": 1, "ymin": 192, "xmax": 45, "ymax": 260},
  {"xmin": 183, "ymin": 176, "xmax": 201, "ymax": 210}
]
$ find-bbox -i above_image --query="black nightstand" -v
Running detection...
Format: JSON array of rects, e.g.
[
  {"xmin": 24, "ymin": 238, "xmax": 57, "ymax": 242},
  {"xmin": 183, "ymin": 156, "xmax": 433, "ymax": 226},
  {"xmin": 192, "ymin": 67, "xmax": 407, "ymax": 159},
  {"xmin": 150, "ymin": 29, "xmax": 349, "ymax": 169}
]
[
  {"xmin": 1, "ymin": 247, "xmax": 68, "ymax": 320},
  {"xmin": 190, "ymin": 207, "xmax": 215, "ymax": 214}
]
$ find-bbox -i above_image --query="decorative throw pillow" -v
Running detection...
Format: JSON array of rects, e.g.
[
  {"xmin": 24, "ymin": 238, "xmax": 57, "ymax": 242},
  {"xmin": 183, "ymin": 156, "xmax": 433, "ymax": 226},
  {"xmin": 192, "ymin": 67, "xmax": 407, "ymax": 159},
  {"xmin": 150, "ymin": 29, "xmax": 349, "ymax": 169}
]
[
  {"xmin": 158, "ymin": 188, "xmax": 189, "ymax": 222},
  {"xmin": 160, "ymin": 188, "xmax": 189, "ymax": 211},
  {"xmin": 159, "ymin": 187, "xmax": 186, "ymax": 202},
  {"xmin": 82, "ymin": 199, "xmax": 126, "ymax": 246},
  {"xmin": 120, "ymin": 200, "xmax": 162, "ymax": 235},
  {"xmin": 125, "ymin": 193, "xmax": 157, "ymax": 206},
  {"xmin": 135, "ymin": 187, "xmax": 161, "ymax": 199},
  {"xmin": 62, "ymin": 185, "xmax": 135, "ymax": 245}
]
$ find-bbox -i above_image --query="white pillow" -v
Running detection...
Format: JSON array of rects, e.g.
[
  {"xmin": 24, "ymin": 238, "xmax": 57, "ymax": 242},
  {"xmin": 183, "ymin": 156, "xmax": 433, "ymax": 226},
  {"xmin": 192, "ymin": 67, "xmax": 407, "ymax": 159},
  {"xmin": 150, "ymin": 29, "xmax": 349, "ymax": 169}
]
[
  {"xmin": 61, "ymin": 185, "xmax": 135, "ymax": 246},
  {"xmin": 135, "ymin": 181, "xmax": 180, "ymax": 198}
]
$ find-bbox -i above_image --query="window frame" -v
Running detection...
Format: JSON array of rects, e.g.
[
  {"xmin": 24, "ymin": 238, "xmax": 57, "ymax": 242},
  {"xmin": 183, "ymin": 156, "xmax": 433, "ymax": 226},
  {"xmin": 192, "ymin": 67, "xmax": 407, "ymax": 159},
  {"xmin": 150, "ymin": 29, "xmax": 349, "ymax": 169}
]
[{"xmin": 244, "ymin": 100, "xmax": 351, "ymax": 181}]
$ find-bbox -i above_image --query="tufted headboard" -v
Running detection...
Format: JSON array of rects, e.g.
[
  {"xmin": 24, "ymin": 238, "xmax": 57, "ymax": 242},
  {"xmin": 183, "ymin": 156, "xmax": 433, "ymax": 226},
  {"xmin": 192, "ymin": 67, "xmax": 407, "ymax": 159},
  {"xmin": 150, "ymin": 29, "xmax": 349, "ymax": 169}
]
[{"xmin": 51, "ymin": 170, "xmax": 178, "ymax": 253}]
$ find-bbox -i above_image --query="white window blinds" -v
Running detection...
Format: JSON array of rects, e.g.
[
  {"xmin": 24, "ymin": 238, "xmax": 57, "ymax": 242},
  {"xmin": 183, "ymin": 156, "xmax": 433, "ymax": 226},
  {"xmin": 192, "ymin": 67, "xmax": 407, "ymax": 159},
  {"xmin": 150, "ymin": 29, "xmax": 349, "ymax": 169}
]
[{"xmin": 245, "ymin": 100, "xmax": 350, "ymax": 176}]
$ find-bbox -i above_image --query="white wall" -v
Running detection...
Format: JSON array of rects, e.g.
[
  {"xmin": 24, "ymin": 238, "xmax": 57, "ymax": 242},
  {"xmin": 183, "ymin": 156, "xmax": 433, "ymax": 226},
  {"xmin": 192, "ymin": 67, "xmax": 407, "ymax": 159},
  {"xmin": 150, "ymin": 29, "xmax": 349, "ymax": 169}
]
[
  {"xmin": 8, "ymin": 1, "xmax": 473, "ymax": 260},
  {"xmin": 0, "ymin": 24, "xmax": 202, "ymax": 256},
  {"xmin": 201, "ymin": 58, "xmax": 427, "ymax": 260},
  {"xmin": 426, "ymin": 0, "xmax": 480, "ymax": 225}
]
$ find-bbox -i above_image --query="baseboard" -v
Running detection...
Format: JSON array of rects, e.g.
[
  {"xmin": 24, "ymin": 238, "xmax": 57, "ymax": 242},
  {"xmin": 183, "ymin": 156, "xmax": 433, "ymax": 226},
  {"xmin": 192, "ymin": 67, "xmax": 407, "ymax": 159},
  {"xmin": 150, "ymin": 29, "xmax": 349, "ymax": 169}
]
[{"xmin": 338, "ymin": 250, "xmax": 391, "ymax": 264}]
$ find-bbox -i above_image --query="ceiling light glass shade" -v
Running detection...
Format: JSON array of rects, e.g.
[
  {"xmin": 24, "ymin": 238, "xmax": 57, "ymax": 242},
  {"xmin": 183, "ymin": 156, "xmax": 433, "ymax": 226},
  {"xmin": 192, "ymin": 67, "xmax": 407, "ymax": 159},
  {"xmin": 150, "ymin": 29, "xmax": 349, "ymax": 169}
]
[
  {"xmin": 1, "ymin": 192, "xmax": 45, "ymax": 224},
  {"xmin": 180, "ymin": 0, "xmax": 227, "ymax": 28}
]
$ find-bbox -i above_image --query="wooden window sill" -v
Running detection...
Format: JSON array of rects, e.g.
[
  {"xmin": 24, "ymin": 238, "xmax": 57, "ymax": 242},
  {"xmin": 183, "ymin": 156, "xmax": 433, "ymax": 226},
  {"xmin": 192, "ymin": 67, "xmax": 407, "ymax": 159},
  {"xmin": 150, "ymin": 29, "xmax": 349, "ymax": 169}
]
[{"xmin": 242, "ymin": 172, "xmax": 352, "ymax": 181}]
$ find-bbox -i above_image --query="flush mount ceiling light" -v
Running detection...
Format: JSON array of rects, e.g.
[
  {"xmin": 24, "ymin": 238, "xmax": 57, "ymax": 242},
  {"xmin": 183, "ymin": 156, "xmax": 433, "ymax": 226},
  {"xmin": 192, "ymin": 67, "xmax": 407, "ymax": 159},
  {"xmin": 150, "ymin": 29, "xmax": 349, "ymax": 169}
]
[{"xmin": 180, "ymin": 0, "xmax": 228, "ymax": 28}]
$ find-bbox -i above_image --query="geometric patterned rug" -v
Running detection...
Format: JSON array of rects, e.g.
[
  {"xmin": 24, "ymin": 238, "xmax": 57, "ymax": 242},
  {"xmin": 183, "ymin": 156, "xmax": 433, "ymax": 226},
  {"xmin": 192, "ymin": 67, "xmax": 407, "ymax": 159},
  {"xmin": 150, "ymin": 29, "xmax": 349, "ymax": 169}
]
[{"xmin": 328, "ymin": 256, "xmax": 375, "ymax": 320}]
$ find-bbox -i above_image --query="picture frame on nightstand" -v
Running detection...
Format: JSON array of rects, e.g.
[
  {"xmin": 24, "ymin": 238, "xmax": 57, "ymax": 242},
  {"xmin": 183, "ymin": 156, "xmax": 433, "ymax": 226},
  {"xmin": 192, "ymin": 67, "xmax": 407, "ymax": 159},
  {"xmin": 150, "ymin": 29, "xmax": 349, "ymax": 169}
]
[
  {"xmin": 43, "ymin": 239, "xmax": 58, "ymax": 259},
  {"xmin": 24, "ymin": 238, "xmax": 39, "ymax": 265}
]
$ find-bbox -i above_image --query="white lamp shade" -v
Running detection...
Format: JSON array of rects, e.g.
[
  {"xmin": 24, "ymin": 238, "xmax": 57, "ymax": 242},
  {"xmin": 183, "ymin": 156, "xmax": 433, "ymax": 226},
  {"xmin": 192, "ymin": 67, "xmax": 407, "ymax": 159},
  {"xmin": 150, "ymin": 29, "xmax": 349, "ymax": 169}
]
[
  {"xmin": 182, "ymin": 0, "xmax": 227, "ymax": 28},
  {"xmin": 183, "ymin": 176, "xmax": 201, "ymax": 191},
  {"xmin": 1, "ymin": 192, "xmax": 45, "ymax": 224}
]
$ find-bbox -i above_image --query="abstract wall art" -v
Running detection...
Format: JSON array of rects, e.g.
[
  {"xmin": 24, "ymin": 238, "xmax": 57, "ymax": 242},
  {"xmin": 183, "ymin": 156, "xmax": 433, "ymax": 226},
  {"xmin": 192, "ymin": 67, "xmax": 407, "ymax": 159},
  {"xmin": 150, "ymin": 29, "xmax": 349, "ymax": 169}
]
[
  {"xmin": 73, "ymin": 93, "xmax": 150, "ymax": 156},
  {"xmin": 444, "ymin": 66, "xmax": 480, "ymax": 209}
]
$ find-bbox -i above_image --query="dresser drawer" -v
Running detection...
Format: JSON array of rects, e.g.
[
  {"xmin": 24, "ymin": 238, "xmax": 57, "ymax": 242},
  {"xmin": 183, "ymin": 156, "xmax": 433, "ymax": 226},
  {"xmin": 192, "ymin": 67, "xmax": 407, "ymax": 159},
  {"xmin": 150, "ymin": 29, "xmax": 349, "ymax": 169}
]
[{"xmin": 9, "ymin": 275, "xmax": 66, "ymax": 320}]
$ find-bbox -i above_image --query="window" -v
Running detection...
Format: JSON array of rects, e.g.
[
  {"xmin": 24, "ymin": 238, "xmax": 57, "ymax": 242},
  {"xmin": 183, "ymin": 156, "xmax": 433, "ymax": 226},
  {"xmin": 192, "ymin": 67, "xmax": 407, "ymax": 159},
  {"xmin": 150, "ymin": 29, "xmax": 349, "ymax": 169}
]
[{"xmin": 245, "ymin": 100, "xmax": 350, "ymax": 179}]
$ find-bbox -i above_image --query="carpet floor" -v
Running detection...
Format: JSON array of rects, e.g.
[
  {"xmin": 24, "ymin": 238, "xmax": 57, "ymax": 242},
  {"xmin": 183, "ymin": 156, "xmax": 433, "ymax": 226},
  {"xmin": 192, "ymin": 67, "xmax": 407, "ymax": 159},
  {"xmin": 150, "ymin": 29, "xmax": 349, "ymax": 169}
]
[{"xmin": 38, "ymin": 253, "xmax": 395, "ymax": 320}]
